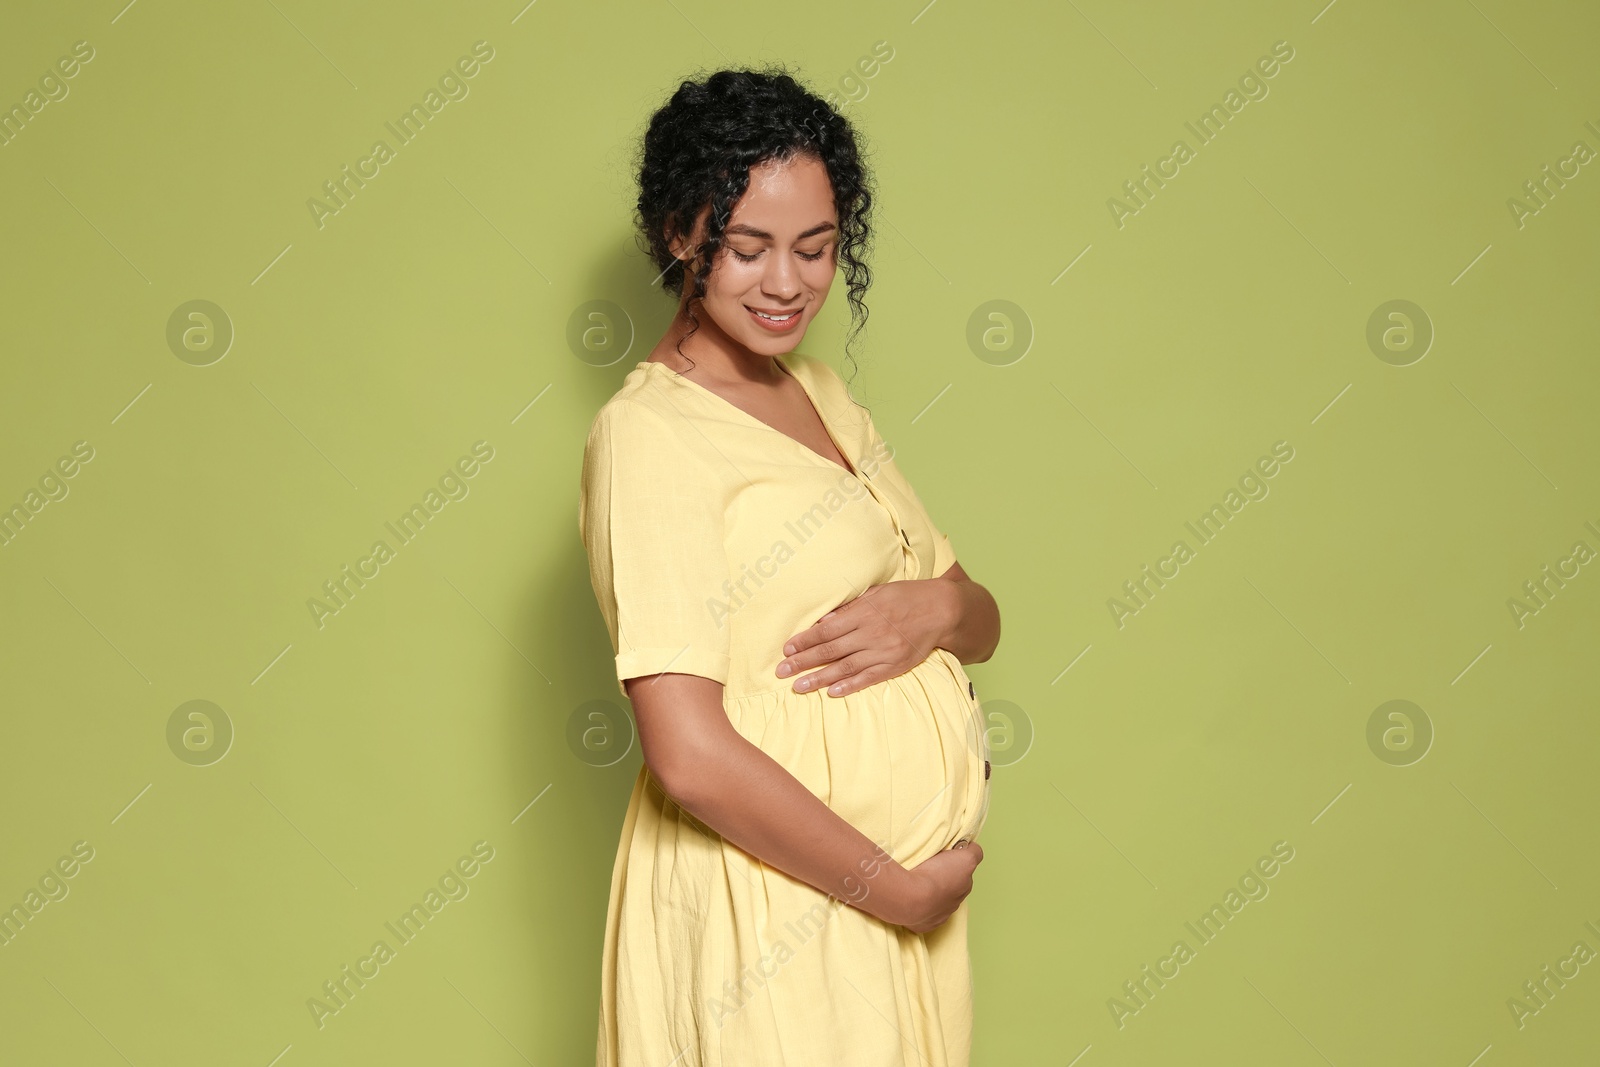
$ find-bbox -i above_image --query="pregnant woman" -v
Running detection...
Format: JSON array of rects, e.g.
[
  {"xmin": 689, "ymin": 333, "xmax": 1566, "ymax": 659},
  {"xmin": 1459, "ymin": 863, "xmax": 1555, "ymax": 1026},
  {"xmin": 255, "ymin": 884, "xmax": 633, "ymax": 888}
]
[{"xmin": 579, "ymin": 68, "xmax": 1001, "ymax": 1067}]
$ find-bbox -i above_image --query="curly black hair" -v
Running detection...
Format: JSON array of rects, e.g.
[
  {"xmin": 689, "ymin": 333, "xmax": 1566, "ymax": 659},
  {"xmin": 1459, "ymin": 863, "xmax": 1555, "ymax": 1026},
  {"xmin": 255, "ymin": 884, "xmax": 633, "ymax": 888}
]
[{"xmin": 633, "ymin": 65, "xmax": 876, "ymax": 382}]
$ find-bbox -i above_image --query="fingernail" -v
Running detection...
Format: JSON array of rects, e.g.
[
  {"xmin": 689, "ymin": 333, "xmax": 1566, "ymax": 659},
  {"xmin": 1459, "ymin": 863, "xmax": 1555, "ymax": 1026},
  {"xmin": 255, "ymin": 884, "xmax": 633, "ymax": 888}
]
[
  {"xmin": 783, "ymin": 642, "xmax": 796, "ymax": 655},
  {"xmin": 776, "ymin": 661, "xmax": 791, "ymax": 677}
]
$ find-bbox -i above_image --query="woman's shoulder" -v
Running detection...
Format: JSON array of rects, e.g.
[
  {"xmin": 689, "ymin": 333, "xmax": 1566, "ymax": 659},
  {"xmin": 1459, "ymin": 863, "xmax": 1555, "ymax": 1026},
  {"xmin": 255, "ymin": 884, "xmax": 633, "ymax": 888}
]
[
  {"xmin": 583, "ymin": 367, "xmax": 724, "ymax": 475},
  {"xmin": 586, "ymin": 396, "xmax": 669, "ymax": 453},
  {"xmin": 586, "ymin": 363, "xmax": 680, "ymax": 436}
]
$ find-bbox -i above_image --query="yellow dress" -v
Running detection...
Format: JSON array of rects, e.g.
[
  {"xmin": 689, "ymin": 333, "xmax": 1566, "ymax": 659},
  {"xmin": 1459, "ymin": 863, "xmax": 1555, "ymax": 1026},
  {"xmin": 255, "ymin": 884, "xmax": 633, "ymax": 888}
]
[{"xmin": 579, "ymin": 350, "xmax": 992, "ymax": 1067}]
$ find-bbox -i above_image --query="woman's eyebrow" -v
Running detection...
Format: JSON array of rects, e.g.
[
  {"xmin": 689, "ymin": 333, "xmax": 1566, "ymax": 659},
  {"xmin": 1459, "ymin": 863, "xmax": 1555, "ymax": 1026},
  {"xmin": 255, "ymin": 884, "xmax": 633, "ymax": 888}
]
[{"xmin": 724, "ymin": 221, "xmax": 838, "ymax": 239}]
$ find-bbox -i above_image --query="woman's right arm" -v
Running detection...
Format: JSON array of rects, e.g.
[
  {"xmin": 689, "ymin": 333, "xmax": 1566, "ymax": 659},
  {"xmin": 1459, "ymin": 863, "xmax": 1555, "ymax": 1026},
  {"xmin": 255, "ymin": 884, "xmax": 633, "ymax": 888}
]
[{"xmin": 625, "ymin": 671, "xmax": 982, "ymax": 933}]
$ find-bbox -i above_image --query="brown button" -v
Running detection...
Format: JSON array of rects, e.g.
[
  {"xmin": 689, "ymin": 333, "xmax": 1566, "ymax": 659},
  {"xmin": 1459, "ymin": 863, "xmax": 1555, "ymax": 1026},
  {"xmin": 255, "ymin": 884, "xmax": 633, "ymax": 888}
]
[
  {"xmin": 984, "ymin": 760, "xmax": 991, "ymax": 780},
  {"xmin": 968, "ymin": 681, "xmax": 975, "ymax": 698}
]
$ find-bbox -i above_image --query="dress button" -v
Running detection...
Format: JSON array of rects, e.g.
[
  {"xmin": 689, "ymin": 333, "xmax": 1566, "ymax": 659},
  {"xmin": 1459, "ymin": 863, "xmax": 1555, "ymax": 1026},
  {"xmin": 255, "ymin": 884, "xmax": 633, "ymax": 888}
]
[
  {"xmin": 968, "ymin": 681, "xmax": 975, "ymax": 698},
  {"xmin": 984, "ymin": 759, "xmax": 990, "ymax": 780}
]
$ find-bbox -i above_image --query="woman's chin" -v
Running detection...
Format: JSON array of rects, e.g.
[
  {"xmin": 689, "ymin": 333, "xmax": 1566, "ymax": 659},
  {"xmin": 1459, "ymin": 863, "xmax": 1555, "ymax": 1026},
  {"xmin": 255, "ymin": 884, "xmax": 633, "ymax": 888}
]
[{"xmin": 737, "ymin": 334, "xmax": 806, "ymax": 358}]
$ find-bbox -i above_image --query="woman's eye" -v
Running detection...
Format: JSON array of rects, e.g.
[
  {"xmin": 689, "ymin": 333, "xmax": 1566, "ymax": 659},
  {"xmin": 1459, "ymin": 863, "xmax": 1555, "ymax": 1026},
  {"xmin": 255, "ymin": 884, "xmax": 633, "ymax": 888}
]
[{"xmin": 729, "ymin": 247, "xmax": 829, "ymax": 262}]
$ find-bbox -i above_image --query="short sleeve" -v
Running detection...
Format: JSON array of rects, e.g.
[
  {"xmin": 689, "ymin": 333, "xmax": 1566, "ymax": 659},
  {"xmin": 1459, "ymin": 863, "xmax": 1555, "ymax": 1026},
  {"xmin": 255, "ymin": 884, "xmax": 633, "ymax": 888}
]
[
  {"xmin": 860, "ymin": 416, "xmax": 959, "ymax": 580},
  {"xmin": 579, "ymin": 400, "xmax": 732, "ymax": 698}
]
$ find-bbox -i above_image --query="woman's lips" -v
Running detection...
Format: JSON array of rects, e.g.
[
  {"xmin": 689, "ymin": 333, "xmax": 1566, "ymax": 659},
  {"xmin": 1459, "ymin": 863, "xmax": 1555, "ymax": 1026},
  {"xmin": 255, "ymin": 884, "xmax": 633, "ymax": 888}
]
[{"xmin": 746, "ymin": 305, "xmax": 802, "ymax": 332}]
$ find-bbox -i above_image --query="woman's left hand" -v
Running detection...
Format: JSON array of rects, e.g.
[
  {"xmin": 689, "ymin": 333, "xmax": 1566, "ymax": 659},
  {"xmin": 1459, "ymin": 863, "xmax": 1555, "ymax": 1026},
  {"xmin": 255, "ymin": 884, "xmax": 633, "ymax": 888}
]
[{"xmin": 776, "ymin": 579, "xmax": 954, "ymax": 697}]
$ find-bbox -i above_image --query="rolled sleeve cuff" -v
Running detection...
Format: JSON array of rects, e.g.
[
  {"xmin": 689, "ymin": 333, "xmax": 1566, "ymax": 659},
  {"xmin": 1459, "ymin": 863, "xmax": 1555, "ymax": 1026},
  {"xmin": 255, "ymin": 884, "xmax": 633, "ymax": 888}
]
[{"xmin": 615, "ymin": 646, "xmax": 732, "ymax": 698}]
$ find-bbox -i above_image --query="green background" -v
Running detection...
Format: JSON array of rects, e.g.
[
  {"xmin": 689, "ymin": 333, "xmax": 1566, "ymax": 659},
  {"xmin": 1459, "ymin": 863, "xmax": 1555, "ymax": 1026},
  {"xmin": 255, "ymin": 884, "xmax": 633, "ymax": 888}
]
[{"xmin": 2, "ymin": 0, "xmax": 1597, "ymax": 1063}]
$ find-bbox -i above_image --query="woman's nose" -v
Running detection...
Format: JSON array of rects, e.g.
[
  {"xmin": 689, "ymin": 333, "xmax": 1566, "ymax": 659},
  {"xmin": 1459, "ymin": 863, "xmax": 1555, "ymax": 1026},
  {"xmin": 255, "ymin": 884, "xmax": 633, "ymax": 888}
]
[{"xmin": 763, "ymin": 255, "xmax": 801, "ymax": 297}]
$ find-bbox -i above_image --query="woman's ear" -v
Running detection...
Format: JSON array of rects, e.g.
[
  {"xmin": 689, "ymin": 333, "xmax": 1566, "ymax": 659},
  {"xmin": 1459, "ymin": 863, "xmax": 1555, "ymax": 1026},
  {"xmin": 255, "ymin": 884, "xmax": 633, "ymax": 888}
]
[
  {"xmin": 665, "ymin": 219, "xmax": 688, "ymax": 261},
  {"xmin": 665, "ymin": 205, "xmax": 711, "ymax": 273},
  {"xmin": 666, "ymin": 228, "xmax": 700, "ymax": 273}
]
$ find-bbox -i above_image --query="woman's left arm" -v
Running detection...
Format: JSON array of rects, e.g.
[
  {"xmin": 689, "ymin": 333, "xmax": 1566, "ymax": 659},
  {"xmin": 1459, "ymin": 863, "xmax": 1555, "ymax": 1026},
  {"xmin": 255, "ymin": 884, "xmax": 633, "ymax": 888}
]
[{"xmin": 929, "ymin": 561, "xmax": 1002, "ymax": 665}]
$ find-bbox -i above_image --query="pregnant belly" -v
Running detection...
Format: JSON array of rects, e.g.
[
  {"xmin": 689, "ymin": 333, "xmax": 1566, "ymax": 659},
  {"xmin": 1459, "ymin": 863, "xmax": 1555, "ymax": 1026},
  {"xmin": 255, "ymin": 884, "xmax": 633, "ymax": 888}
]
[{"xmin": 722, "ymin": 648, "xmax": 991, "ymax": 870}]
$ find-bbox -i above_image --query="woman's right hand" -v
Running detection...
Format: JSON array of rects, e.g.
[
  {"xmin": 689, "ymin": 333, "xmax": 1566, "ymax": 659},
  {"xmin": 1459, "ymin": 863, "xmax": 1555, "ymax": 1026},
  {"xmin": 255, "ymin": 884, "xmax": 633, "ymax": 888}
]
[{"xmin": 897, "ymin": 841, "xmax": 984, "ymax": 933}]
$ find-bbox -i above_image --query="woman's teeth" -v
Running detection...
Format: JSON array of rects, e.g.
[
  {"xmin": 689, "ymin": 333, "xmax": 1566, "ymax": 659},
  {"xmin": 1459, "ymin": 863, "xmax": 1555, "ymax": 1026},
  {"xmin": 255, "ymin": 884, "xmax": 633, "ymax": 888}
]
[{"xmin": 747, "ymin": 306, "xmax": 802, "ymax": 331}]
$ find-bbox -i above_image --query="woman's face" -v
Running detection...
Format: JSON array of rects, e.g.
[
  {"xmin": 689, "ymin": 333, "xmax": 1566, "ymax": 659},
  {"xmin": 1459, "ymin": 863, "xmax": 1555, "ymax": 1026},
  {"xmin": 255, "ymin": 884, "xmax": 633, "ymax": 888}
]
[{"xmin": 670, "ymin": 153, "xmax": 840, "ymax": 357}]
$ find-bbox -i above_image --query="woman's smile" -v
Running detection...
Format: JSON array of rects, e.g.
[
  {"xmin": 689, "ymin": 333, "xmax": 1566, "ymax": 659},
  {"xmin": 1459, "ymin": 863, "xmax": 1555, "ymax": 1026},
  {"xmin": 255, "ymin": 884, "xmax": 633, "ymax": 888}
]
[{"xmin": 746, "ymin": 304, "xmax": 804, "ymax": 331}]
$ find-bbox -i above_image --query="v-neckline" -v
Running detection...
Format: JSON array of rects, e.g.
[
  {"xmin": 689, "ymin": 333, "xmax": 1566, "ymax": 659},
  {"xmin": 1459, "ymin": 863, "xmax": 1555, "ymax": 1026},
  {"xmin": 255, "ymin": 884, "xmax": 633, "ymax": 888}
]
[{"xmin": 639, "ymin": 353, "xmax": 859, "ymax": 478}]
